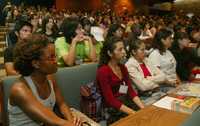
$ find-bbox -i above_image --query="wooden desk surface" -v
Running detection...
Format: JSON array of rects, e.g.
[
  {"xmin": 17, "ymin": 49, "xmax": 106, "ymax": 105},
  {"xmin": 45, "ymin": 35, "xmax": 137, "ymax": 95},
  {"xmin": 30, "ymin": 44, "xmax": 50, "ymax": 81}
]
[{"xmin": 111, "ymin": 106, "xmax": 189, "ymax": 126}]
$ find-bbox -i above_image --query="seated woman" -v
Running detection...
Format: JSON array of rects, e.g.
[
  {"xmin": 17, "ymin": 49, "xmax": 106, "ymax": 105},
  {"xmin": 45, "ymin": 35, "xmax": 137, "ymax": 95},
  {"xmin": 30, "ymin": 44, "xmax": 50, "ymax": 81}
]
[
  {"xmin": 96, "ymin": 37, "xmax": 144, "ymax": 124},
  {"xmin": 55, "ymin": 18, "xmax": 97, "ymax": 67},
  {"xmin": 170, "ymin": 32, "xmax": 200, "ymax": 81},
  {"xmin": 125, "ymin": 39, "xmax": 166, "ymax": 92},
  {"xmin": 41, "ymin": 16, "xmax": 58, "ymax": 42},
  {"xmin": 9, "ymin": 34, "xmax": 81, "ymax": 126},
  {"xmin": 106, "ymin": 23, "xmax": 124, "ymax": 39},
  {"xmin": 148, "ymin": 28, "xmax": 180, "ymax": 86}
]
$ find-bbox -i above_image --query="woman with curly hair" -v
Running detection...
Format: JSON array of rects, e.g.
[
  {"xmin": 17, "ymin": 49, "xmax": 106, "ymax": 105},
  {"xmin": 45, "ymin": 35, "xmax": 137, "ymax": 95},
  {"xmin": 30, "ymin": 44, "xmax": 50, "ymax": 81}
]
[
  {"xmin": 96, "ymin": 36, "xmax": 144, "ymax": 124},
  {"xmin": 9, "ymin": 34, "xmax": 81, "ymax": 126}
]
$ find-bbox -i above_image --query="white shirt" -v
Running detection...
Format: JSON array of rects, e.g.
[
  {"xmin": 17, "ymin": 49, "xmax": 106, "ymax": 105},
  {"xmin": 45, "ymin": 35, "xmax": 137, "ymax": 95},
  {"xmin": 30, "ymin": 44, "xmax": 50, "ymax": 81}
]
[
  {"xmin": 126, "ymin": 57, "xmax": 166, "ymax": 91},
  {"xmin": 148, "ymin": 49, "xmax": 177, "ymax": 82}
]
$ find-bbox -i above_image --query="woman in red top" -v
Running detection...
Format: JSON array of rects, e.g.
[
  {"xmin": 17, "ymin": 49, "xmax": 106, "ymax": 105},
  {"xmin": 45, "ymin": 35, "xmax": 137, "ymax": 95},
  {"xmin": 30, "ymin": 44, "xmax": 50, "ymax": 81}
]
[{"xmin": 96, "ymin": 37, "xmax": 144, "ymax": 123}]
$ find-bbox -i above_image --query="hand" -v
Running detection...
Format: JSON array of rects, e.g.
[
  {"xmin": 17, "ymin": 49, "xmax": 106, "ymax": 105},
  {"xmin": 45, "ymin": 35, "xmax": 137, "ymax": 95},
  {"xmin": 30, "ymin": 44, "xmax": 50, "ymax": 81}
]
[
  {"xmin": 73, "ymin": 116, "xmax": 82, "ymax": 126},
  {"xmin": 175, "ymin": 78, "xmax": 181, "ymax": 86},
  {"xmin": 82, "ymin": 36, "xmax": 92, "ymax": 42},
  {"xmin": 129, "ymin": 109, "xmax": 136, "ymax": 115},
  {"xmin": 72, "ymin": 35, "xmax": 85, "ymax": 44},
  {"xmin": 166, "ymin": 79, "xmax": 177, "ymax": 87}
]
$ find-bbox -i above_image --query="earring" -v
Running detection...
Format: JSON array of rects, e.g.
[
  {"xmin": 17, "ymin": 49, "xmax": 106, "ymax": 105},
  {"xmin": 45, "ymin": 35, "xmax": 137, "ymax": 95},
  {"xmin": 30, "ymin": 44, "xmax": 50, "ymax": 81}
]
[{"xmin": 107, "ymin": 51, "xmax": 112, "ymax": 57}]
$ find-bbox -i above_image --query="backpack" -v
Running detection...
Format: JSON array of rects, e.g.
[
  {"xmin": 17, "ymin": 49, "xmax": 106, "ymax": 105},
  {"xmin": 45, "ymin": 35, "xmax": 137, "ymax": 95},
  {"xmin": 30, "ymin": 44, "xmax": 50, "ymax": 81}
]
[{"xmin": 80, "ymin": 81, "xmax": 103, "ymax": 122}]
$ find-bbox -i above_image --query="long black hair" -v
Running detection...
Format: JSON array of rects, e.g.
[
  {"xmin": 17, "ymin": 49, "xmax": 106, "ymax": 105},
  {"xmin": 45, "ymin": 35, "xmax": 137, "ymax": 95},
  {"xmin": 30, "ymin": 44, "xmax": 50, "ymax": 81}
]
[
  {"xmin": 98, "ymin": 36, "xmax": 122, "ymax": 67},
  {"xmin": 152, "ymin": 28, "xmax": 172, "ymax": 55},
  {"xmin": 60, "ymin": 18, "xmax": 80, "ymax": 44}
]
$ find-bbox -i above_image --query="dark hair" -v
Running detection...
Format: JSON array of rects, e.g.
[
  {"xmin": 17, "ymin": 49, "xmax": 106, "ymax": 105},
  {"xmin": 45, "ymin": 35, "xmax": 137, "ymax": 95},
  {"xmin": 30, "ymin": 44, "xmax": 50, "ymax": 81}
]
[
  {"xmin": 13, "ymin": 34, "xmax": 51, "ymax": 76},
  {"xmin": 127, "ymin": 39, "xmax": 144, "ymax": 58},
  {"xmin": 174, "ymin": 32, "xmax": 189, "ymax": 41},
  {"xmin": 172, "ymin": 32, "xmax": 189, "ymax": 49},
  {"xmin": 60, "ymin": 18, "xmax": 79, "ymax": 44},
  {"xmin": 98, "ymin": 36, "xmax": 122, "ymax": 67},
  {"xmin": 41, "ymin": 16, "xmax": 58, "ymax": 36},
  {"xmin": 14, "ymin": 20, "xmax": 33, "ymax": 32},
  {"xmin": 81, "ymin": 18, "xmax": 92, "ymax": 27},
  {"xmin": 106, "ymin": 23, "xmax": 122, "ymax": 39},
  {"xmin": 152, "ymin": 28, "xmax": 172, "ymax": 54}
]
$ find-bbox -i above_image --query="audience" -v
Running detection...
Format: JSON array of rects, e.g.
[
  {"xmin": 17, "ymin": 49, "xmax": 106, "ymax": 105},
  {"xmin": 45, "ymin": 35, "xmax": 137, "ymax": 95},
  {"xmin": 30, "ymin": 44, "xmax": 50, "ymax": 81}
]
[{"xmin": 2, "ymin": 3, "xmax": 200, "ymax": 125}]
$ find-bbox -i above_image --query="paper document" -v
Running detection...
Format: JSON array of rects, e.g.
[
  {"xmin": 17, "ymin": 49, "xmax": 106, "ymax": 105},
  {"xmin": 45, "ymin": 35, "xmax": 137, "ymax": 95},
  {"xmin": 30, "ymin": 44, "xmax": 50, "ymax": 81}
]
[
  {"xmin": 153, "ymin": 96, "xmax": 181, "ymax": 110},
  {"xmin": 176, "ymin": 84, "xmax": 200, "ymax": 97},
  {"xmin": 195, "ymin": 74, "xmax": 200, "ymax": 79}
]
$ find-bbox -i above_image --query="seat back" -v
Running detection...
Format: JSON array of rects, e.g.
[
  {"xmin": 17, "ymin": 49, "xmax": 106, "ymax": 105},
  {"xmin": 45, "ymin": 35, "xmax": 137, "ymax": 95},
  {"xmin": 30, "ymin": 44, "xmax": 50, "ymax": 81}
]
[
  {"xmin": 55, "ymin": 63, "xmax": 98, "ymax": 110},
  {"xmin": 181, "ymin": 108, "xmax": 200, "ymax": 126},
  {"xmin": 1, "ymin": 76, "xmax": 18, "ymax": 126}
]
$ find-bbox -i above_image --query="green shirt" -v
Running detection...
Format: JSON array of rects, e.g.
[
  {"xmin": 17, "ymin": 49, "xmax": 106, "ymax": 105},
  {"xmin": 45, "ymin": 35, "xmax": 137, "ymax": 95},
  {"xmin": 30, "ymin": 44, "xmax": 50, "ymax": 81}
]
[
  {"xmin": 55, "ymin": 37, "xmax": 90, "ymax": 67},
  {"xmin": 95, "ymin": 41, "xmax": 103, "ymax": 58}
]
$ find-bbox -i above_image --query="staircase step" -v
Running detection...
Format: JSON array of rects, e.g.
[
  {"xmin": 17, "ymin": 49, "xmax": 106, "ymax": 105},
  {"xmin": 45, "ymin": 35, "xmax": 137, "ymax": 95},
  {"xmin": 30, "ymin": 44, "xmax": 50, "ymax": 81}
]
[
  {"xmin": 0, "ymin": 57, "xmax": 4, "ymax": 65},
  {"xmin": 0, "ymin": 36, "xmax": 5, "ymax": 42},
  {"xmin": 0, "ymin": 31, "xmax": 6, "ymax": 34},
  {"xmin": 0, "ymin": 69, "xmax": 6, "ymax": 78},
  {"xmin": 0, "ymin": 28, "xmax": 9, "ymax": 32}
]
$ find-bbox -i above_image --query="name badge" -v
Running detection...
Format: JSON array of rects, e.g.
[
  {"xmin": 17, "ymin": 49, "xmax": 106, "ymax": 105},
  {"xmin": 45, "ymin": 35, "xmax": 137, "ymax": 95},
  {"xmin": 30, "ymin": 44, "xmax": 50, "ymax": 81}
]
[{"xmin": 119, "ymin": 81, "xmax": 128, "ymax": 94}]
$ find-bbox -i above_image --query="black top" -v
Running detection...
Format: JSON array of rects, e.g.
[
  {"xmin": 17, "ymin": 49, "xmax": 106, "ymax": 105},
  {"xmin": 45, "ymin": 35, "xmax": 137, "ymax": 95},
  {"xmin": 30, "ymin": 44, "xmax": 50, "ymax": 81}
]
[
  {"xmin": 4, "ymin": 47, "xmax": 14, "ymax": 63},
  {"xmin": 6, "ymin": 31, "xmax": 18, "ymax": 47},
  {"xmin": 170, "ymin": 47, "xmax": 200, "ymax": 81}
]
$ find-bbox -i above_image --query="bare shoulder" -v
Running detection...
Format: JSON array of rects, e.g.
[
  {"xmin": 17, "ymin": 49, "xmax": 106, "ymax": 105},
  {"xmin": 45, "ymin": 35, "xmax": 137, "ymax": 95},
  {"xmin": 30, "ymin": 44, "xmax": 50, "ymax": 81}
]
[{"xmin": 10, "ymin": 79, "xmax": 32, "ymax": 105}]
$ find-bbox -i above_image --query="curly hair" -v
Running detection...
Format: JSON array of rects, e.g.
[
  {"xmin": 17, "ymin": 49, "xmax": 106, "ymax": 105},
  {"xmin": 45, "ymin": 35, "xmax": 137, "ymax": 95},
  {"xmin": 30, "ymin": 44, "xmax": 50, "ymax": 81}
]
[
  {"xmin": 13, "ymin": 34, "xmax": 51, "ymax": 76},
  {"xmin": 152, "ymin": 28, "xmax": 172, "ymax": 55},
  {"xmin": 98, "ymin": 36, "xmax": 122, "ymax": 67}
]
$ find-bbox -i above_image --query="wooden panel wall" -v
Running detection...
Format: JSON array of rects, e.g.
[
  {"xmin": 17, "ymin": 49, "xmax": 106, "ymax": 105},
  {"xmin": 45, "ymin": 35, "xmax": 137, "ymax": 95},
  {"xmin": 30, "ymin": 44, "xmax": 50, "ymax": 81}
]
[{"xmin": 56, "ymin": 0, "xmax": 102, "ymax": 11}]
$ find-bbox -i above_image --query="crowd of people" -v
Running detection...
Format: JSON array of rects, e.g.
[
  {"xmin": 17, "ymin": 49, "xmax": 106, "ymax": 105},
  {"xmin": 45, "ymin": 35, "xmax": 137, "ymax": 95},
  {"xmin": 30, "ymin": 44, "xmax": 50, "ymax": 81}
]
[{"xmin": 2, "ymin": 2, "xmax": 200, "ymax": 126}]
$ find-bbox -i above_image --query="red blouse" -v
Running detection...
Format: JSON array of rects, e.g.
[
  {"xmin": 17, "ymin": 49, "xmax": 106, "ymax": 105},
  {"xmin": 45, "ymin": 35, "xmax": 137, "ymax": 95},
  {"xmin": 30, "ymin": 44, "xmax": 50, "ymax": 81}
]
[
  {"xmin": 96, "ymin": 64, "xmax": 138, "ymax": 109},
  {"xmin": 140, "ymin": 63, "xmax": 151, "ymax": 78}
]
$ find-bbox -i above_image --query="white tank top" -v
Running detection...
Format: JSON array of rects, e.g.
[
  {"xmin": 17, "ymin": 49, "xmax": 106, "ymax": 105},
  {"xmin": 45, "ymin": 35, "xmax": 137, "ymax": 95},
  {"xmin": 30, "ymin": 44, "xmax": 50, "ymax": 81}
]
[{"xmin": 8, "ymin": 76, "xmax": 56, "ymax": 126}]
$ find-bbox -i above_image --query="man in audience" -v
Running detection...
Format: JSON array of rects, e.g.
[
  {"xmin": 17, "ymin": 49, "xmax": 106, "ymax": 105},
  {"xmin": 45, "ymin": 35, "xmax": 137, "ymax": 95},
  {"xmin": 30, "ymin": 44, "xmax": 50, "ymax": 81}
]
[{"xmin": 4, "ymin": 20, "xmax": 33, "ymax": 75}]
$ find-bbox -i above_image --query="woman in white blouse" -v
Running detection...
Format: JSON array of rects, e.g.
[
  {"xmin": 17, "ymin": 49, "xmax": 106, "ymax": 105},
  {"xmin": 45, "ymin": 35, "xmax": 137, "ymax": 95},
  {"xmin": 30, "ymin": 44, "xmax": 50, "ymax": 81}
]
[
  {"xmin": 126, "ymin": 39, "xmax": 166, "ymax": 92},
  {"xmin": 148, "ymin": 28, "xmax": 180, "ymax": 85}
]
